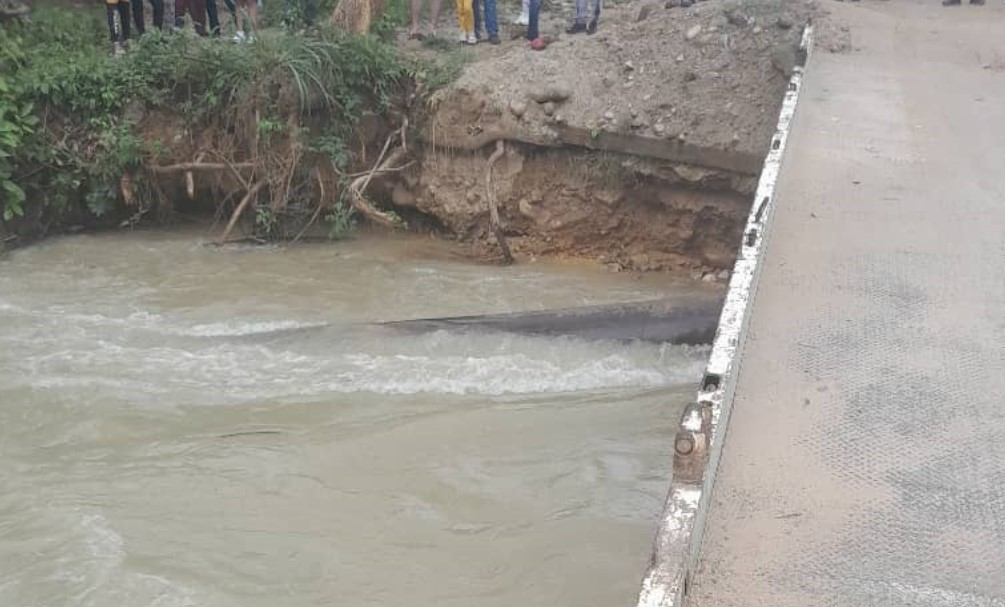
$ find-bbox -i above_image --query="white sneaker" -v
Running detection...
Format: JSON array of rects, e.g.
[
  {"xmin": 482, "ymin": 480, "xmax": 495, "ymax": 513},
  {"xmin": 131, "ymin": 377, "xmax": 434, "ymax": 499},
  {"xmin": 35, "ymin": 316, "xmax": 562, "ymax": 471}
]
[
  {"xmin": 233, "ymin": 30, "xmax": 246, "ymax": 42},
  {"xmin": 515, "ymin": 11, "xmax": 529, "ymax": 25},
  {"xmin": 465, "ymin": 32, "xmax": 478, "ymax": 44}
]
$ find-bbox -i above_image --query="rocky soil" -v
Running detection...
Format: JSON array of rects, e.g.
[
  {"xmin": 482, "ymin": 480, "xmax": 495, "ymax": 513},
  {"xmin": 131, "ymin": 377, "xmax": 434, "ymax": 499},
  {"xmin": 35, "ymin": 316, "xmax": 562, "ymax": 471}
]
[{"xmin": 387, "ymin": 0, "xmax": 850, "ymax": 276}]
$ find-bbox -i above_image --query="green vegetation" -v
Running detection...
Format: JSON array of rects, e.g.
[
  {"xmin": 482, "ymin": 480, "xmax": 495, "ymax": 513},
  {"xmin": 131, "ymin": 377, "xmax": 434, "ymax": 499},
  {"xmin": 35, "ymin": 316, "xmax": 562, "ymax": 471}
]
[{"xmin": 0, "ymin": 3, "xmax": 458, "ymax": 244}]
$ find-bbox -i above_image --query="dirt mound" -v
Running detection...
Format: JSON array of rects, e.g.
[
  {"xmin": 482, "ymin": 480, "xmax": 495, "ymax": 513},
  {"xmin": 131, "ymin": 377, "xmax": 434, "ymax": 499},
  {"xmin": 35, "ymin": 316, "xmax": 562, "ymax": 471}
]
[{"xmin": 426, "ymin": 0, "xmax": 817, "ymax": 159}]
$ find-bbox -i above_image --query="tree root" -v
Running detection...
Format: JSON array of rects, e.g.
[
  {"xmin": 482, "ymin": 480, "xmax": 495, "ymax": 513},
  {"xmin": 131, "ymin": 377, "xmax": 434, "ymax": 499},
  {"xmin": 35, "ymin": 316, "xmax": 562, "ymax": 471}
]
[
  {"xmin": 484, "ymin": 140, "xmax": 513, "ymax": 265},
  {"xmin": 217, "ymin": 181, "xmax": 266, "ymax": 244},
  {"xmin": 342, "ymin": 125, "xmax": 412, "ymax": 230}
]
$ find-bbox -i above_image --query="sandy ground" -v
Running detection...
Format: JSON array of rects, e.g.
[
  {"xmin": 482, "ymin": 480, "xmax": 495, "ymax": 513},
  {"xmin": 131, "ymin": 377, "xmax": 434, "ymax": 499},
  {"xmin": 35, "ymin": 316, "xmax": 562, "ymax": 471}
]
[{"xmin": 408, "ymin": 0, "xmax": 848, "ymax": 157}]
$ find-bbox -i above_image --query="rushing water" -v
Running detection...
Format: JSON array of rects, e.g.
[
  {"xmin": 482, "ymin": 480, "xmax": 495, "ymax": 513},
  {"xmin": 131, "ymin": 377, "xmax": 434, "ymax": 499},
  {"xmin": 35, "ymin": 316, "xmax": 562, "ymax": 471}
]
[{"xmin": 0, "ymin": 230, "xmax": 710, "ymax": 607}]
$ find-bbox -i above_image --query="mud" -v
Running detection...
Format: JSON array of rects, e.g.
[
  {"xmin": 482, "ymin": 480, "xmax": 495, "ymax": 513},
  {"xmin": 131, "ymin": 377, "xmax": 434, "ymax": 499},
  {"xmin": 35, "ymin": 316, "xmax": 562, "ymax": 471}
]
[
  {"xmin": 384, "ymin": 145, "xmax": 753, "ymax": 272},
  {"xmin": 382, "ymin": 0, "xmax": 835, "ymax": 273}
]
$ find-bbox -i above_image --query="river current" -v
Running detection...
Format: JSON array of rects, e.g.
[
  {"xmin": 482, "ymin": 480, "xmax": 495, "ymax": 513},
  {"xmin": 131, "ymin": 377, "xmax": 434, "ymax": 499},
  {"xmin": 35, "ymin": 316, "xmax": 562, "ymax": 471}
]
[{"xmin": 0, "ymin": 231, "xmax": 708, "ymax": 607}]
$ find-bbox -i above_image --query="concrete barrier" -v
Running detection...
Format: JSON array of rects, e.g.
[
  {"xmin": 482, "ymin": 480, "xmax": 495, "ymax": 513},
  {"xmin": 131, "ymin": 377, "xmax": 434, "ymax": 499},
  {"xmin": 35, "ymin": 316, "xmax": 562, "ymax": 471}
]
[{"xmin": 634, "ymin": 26, "xmax": 814, "ymax": 607}]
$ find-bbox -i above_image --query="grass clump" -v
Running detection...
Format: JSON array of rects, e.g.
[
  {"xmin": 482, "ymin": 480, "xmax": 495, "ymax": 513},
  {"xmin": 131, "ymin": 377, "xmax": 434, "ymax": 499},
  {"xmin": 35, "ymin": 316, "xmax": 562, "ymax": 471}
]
[{"xmin": 0, "ymin": 5, "xmax": 439, "ymax": 243}]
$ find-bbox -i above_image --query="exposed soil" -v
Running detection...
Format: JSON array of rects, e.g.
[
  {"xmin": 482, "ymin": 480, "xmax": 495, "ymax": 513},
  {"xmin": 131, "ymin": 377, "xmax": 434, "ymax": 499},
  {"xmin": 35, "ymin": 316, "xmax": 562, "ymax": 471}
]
[{"xmin": 383, "ymin": 0, "xmax": 847, "ymax": 276}]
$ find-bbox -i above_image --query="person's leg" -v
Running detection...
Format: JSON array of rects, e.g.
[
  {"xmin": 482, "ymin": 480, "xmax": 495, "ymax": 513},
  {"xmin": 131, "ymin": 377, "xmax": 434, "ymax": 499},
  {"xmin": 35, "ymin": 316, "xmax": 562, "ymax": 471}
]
[
  {"xmin": 222, "ymin": 0, "xmax": 237, "ymax": 31},
  {"xmin": 484, "ymin": 0, "xmax": 497, "ymax": 38},
  {"xmin": 473, "ymin": 0, "xmax": 482, "ymax": 38},
  {"xmin": 131, "ymin": 0, "xmax": 146, "ymax": 34},
  {"xmin": 205, "ymin": 0, "xmax": 220, "ymax": 35},
  {"xmin": 458, "ymin": 0, "xmax": 472, "ymax": 40},
  {"xmin": 190, "ymin": 0, "xmax": 207, "ymax": 34},
  {"xmin": 150, "ymin": 0, "xmax": 164, "ymax": 29},
  {"xmin": 245, "ymin": 0, "xmax": 258, "ymax": 30},
  {"xmin": 427, "ymin": 0, "xmax": 442, "ymax": 34},
  {"xmin": 565, "ymin": 0, "xmax": 585, "ymax": 33},
  {"xmin": 174, "ymin": 0, "xmax": 187, "ymax": 28},
  {"xmin": 107, "ymin": 0, "xmax": 120, "ymax": 42},
  {"xmin": 119, "ymin": 1, "xmax": 132, "ymax": 39},
  {"xmin": 409, "ymin": 0, "xmax": 422, "ymax": 36},
  {"xmin": 515, "ymin": 0, "xmax": 528, "ymax": 25},
  {"xmin": 586, "ymin": 0, "xmax": 600, "ymax": 32},
  {"xmin": 527, "ymin": 0, "xmax": 540, "ymax": 40}
]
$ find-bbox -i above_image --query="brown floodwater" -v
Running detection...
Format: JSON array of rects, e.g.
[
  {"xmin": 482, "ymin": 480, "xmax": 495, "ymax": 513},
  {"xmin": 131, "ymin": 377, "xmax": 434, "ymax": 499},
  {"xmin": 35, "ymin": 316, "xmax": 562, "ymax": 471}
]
[{"xmin": 0, "ymin": 230, "xmax": 708, "ymax": 607}]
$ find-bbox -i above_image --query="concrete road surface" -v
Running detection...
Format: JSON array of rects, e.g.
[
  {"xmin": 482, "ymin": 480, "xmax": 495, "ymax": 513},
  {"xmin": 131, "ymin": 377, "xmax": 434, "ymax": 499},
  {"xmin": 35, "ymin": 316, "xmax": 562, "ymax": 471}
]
[{"xmin": 689, "ymin": 1, "xmax": 1005, "ymax": 606}]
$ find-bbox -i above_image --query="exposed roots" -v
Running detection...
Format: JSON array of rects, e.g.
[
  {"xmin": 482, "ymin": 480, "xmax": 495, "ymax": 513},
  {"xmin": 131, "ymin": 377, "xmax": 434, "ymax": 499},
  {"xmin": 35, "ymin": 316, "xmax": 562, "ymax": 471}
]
[
  {"xmin": 484, "ymin": 140, "xmax": 513, "ymax": 265},
  {"xmin": 217, "ymin": 181, "xmax": 266, "ymax": 244}
]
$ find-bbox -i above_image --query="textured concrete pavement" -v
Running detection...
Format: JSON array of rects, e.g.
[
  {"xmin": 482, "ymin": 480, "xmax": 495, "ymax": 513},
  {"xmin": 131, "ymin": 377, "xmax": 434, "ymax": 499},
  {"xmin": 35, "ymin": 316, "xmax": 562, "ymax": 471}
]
[{"xmin": 689, "ymin": 2, "xmax": 1005, "ymax": 606}]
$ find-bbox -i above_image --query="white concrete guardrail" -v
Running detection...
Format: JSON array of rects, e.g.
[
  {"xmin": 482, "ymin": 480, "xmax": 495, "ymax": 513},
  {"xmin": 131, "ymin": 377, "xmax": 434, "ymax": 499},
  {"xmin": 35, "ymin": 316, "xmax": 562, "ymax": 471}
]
[{"xmin": 635, "ymin": 24, "xmax": 814, "ymax": 607}]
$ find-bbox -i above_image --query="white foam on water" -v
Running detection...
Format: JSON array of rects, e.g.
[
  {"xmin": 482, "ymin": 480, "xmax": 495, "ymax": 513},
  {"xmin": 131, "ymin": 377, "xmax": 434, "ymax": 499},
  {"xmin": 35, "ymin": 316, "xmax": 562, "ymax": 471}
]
[
  {"xmin": 10, "ymin": 332, "xmax": 707, "ymax": 404},
  {"xmin": 179, "ymin": 319, "xmax": 328, "ymax": 337}
]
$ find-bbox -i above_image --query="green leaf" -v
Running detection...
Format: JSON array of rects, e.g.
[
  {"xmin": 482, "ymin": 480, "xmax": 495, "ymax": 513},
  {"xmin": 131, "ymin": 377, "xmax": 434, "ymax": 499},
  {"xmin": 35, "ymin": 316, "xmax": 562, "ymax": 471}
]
[{"xmin": 2, "ymin": 180, "xmax": 25, "ymax": 202}]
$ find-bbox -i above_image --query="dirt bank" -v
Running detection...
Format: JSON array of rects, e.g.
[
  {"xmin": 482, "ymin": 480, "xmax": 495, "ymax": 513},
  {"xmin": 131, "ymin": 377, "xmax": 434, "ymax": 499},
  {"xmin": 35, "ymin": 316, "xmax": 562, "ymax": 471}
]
[{"xmin": 381, "ymin": 0, "xmax": 846, "ymax": 275}]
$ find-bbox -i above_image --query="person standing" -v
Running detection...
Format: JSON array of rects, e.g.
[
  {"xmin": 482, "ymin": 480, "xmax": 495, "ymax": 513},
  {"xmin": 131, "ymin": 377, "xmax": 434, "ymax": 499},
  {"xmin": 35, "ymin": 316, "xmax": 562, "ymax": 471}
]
[
  {"xmin": 131, "ymin": 0, "xmax": 165, "ymax": 34},
  {"xmin": 106, "ymin": 0, "xmax": 132, "ymax": 52},
  {"xmin": 526, "ymin": 0, "xmax": 544, "ymax": 49},
  {"xmin": 409, "ymin": 0, "xmax": 443, "ymax": 39},
  {"xmin": 565, "ymin": 0, "xmax": 600, "ymax": 34},
  {"xmin": 455, "ymin": 0, "xmax": 475, "ymax": 43},
  {"xmin": 473, "ymin": 0, "xmax": 500, "ymax": 44},
  {"xmin": 234, "ymin": 0, "xmax": 259, "ymax": 40},
  {"xmin": 205, "ymin": 0, "xmax": 222, "ymax": 35},
  {"xmin": 174, "ymin": 0, "xmax": 208, "ymax": 35}
]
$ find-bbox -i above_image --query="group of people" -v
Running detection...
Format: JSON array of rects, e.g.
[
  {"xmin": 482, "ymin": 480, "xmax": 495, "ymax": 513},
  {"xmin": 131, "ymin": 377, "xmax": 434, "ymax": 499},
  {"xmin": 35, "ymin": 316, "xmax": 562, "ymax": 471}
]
[
  {"xmin": 410, "ymin": 0, "xmax": 602, "ymax": 50},
  {"xmin": 106, "ymin": 0, "xmax": 602, "ymax": 52},
  {"xmin": 104, "ymin": 0, "xmax": 259, "ymax": 48}
]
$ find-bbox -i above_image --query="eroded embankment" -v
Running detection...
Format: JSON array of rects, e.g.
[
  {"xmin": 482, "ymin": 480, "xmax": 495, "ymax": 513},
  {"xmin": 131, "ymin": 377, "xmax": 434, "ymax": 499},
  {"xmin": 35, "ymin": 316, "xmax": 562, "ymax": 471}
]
[
  {"xmin": 370, "ymin": 0, "xmax": 820, "ymax": 274},
  {"xmin": 1, "ymin": 0, "xmax": 840, "ymax": 278}
]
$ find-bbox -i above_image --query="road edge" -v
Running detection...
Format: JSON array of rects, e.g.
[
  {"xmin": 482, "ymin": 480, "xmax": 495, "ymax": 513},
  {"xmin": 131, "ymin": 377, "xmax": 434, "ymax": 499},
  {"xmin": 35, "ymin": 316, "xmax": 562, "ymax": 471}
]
[{"xmin": 634, "ymin": 25, "xmax": 814, "ymax": 607}]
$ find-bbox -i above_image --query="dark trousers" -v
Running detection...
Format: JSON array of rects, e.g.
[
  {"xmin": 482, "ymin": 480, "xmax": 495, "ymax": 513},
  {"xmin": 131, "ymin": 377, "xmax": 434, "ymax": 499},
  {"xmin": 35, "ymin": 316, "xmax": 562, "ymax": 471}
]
[
  {"xmin": 174, "ymin": 0, "xmax": 207, "ymax": 34},
  {"xmin": 131, "ymin": 0, "xmax": 164, "ymax": 33},
  {"xmin": 106, "ymin": 1, "xmax": 132, "ymax": 42},
  {"xmin": 205, "ymin": 0, "xmax": 222, "ymax": 35}
]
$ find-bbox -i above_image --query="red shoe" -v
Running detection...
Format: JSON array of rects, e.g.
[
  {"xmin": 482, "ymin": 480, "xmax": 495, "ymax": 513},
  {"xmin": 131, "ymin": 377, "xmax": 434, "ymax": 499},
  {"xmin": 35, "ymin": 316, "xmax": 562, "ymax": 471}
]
[{"xmin": 530, "ymin": 37, "xmax": 546, "ymax": 50}]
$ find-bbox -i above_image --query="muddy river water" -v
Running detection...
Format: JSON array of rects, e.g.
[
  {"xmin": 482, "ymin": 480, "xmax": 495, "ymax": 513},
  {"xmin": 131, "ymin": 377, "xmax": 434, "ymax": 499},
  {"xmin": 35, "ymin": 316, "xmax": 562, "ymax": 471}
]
[{"xmin": 0, "ymin": 230, "xmax": 710, "ymax": 607}]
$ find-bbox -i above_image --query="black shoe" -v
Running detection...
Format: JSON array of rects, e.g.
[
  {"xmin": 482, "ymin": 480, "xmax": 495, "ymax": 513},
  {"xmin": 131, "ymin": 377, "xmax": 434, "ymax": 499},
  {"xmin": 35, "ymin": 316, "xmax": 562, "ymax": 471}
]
[
  {"xmin": 970, "ymin": 0, "xmax": 985, "ymax": 5},
  {"xmin": 489, "ymin": 34, "xmax": 501, "ymax": 45},
  {"xmin": 942, "ymin": 0, "xmax": 961, "ymax": 5},
  {"xmin": 586, "ymin": 18, "xmax": 598, "ymax": 34},
  {"xmin": 565, "ymin": 21, "xmax": 587, "ymax": 34}
]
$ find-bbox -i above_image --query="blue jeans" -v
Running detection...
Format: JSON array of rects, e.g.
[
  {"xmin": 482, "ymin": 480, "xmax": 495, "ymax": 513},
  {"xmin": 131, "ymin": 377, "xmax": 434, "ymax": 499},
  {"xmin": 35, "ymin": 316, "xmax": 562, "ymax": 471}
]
[
  {"xmin": 472, "ymin": 0, "xmax": 498, "ymax": 37},
  {"xmin": 527, "ymin": 0, "xmax": 541, "ymax": 39}
]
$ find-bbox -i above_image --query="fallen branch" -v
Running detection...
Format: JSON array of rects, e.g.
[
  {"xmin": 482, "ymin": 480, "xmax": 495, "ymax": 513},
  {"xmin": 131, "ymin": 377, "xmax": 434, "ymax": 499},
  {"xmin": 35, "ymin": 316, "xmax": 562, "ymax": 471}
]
[
  {"xmin": 149, "ymin": 162, "xmax": 255, "ymax": 173},
  {"xmin": 291, "ymin": 168, "xmax": 327, "ymax": 244},
  {"xmin": 218, "ymin": 181, "xmax": 266, "ymax": 244},
  {"xmin": 344, "ymin": 161, "xmax": 415, "ymax": 179},
  {"xmin": 344, "ymin": 147, "xmax": 408, "ymax": 229},
  {"xmin": 484, "ymin": 140, "xmax": 513, "ymax": 265},
  {"xmin": 204, "ymin": 150, "xmax": 254, "ymax": 190}
]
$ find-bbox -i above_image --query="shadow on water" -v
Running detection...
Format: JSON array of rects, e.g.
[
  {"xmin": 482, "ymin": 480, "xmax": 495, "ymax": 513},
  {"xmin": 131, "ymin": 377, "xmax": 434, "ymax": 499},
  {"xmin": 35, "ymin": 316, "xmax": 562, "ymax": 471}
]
[
  {"xmin": 228, "ymin": 296, "xmax": 724, "ymax": 347},
  {"xmin": 381, "ymin": 297, "xmax": 724, "ymax": 345}
]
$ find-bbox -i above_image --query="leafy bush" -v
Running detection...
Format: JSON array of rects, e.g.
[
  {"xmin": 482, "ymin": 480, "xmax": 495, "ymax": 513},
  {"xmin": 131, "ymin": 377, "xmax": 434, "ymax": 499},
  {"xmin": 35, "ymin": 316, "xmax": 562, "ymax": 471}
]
[{"xmin": 1, "ymin": 6, "xmax": 418, "ymax": 240}]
